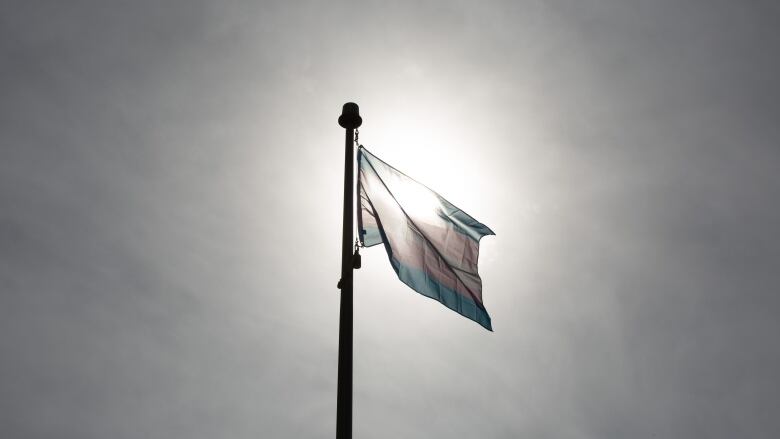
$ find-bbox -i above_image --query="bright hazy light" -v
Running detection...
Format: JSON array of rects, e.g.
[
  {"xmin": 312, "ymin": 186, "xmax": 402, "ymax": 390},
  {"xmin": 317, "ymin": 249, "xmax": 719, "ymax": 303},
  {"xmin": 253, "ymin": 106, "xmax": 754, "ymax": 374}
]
[{"xmin": 388, "ymin": 174, "xmax": 443, "ymax": 225}]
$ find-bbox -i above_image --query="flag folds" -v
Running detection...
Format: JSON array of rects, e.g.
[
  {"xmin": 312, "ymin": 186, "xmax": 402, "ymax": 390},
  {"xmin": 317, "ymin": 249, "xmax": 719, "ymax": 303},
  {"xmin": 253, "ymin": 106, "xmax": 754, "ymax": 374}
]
[{"xmin": 358, "ymin": 147, "xmax": 495, "ymax": 330}]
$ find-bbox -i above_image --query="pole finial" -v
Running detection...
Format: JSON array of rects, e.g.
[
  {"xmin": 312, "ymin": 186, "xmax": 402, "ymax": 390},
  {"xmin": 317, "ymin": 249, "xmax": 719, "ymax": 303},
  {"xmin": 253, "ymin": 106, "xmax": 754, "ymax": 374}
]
[{"xmin": 338, "ymin": 102, "xmax": 362, "ymax": 129}]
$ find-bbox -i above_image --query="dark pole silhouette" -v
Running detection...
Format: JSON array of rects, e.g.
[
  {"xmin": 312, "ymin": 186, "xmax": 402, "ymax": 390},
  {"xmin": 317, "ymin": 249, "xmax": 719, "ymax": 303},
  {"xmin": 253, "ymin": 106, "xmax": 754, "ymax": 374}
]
[{"xmin": 337, "ymin": 102, "xmax": 361, "ymax": 439}]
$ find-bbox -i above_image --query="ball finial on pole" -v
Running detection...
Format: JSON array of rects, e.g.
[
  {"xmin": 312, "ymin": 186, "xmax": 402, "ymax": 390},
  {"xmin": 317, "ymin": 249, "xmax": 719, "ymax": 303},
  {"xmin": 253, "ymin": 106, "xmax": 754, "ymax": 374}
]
[{"xmin": 338, "ymin": 102, "xmax": 362, "ymax": 129}]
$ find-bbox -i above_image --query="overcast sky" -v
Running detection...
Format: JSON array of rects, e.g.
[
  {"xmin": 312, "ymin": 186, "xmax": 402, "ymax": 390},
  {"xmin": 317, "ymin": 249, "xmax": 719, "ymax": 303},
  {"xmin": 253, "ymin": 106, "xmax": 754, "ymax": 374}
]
[{"xmin": 2, "ymin": 1, "xmax": 779, "ymax": 438}]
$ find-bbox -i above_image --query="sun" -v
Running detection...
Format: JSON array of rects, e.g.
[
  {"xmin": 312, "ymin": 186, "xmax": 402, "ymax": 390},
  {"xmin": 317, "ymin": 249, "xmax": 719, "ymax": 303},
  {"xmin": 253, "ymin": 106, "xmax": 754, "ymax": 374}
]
[{"xmin": 384, "ymin": 172, "xmax": 444, "ymax": 225}]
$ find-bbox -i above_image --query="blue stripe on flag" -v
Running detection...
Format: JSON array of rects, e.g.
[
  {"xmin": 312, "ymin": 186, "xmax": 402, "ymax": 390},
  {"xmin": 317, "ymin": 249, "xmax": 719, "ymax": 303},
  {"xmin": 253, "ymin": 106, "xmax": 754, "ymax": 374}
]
[{"xmin": 389, "ymin": 257, "xmax": 493, "ymax": 331}]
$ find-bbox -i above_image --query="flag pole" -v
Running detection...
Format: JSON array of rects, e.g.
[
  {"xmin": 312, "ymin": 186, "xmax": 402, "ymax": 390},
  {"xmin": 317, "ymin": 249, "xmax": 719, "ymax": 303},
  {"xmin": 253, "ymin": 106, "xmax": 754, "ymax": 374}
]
[{"xmin": 337, "ymin": 102, "xmax": 361, "ymax": 439}]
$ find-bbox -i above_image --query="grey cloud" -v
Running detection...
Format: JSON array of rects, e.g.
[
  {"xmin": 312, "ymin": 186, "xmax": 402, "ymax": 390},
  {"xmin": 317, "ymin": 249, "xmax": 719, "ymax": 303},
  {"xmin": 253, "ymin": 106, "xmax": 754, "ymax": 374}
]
[{"xmin": 1, "ymin": 0, "xmax": 779, "ymax": 438}]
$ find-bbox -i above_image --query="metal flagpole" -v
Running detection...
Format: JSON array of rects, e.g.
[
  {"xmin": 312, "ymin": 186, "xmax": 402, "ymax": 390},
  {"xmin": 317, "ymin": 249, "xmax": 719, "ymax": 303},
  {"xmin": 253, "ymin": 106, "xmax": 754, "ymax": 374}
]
[{"xmin": 337, "ymin": 102, "xmax": 361, "ymax": 439}]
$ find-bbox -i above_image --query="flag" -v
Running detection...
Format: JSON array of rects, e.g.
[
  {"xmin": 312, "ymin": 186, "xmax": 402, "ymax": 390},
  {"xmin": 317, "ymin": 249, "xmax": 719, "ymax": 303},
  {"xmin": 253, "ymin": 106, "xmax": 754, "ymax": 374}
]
[{"xmin": 358, "ymin": 146, "xmax": 495, "ymax": 330}]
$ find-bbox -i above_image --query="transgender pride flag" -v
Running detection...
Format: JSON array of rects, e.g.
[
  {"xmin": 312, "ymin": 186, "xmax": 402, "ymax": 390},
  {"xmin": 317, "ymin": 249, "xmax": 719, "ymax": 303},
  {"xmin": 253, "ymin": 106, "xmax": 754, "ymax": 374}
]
[{"xmin": 357, "ymin": 147, "xmax": 495, "ymax": 330}]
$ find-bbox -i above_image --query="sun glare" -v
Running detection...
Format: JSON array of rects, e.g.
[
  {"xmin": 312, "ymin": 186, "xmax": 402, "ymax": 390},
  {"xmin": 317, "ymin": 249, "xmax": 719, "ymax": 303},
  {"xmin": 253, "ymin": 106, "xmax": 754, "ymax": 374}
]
[
  {"xmin": 389, "ymin": 177, "xmax": 444, "ymax": 225},
  {"xmin": 359, "ymin": 88, "xmax": 498, "ymax": 231}
]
